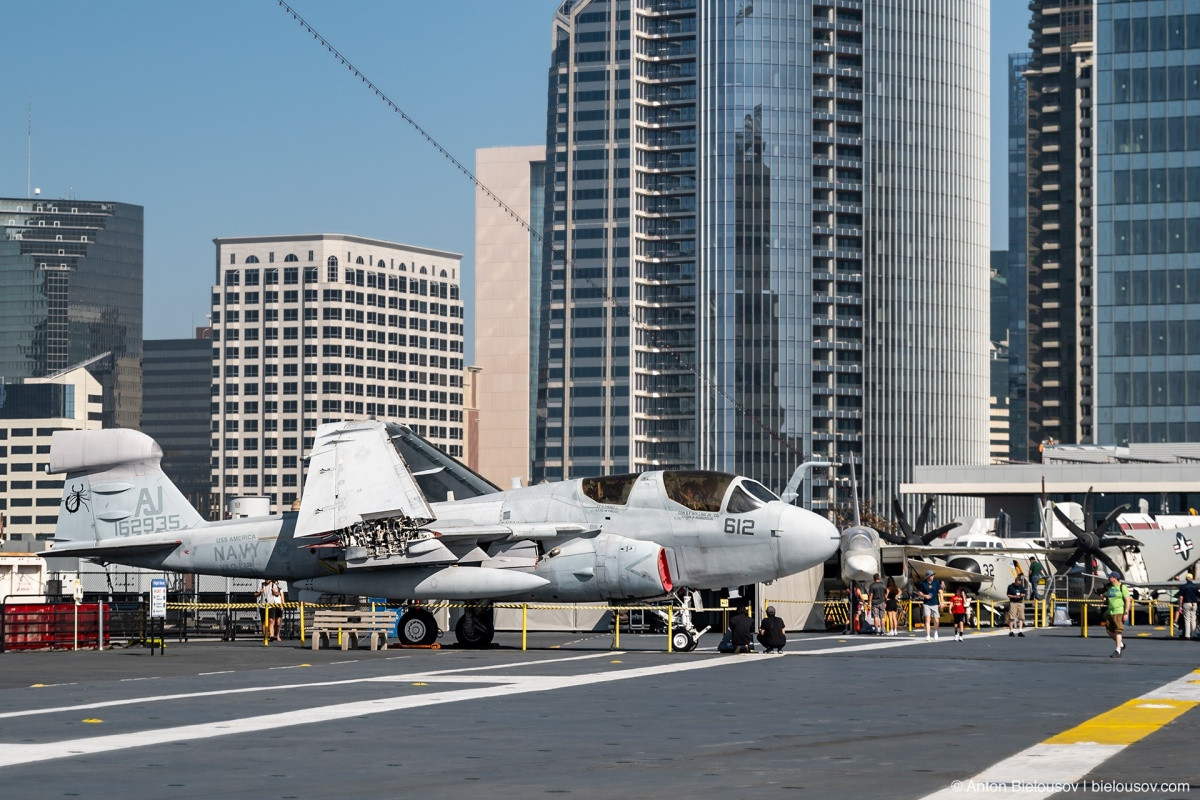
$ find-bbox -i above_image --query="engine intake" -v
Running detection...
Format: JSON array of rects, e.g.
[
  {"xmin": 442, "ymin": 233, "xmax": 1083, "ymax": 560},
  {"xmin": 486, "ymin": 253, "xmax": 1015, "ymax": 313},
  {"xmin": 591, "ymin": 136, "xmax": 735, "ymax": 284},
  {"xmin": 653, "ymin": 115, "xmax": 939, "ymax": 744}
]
[{"xmin": 535, "ymin": 534, "xmax": 672, "ymax": 601}]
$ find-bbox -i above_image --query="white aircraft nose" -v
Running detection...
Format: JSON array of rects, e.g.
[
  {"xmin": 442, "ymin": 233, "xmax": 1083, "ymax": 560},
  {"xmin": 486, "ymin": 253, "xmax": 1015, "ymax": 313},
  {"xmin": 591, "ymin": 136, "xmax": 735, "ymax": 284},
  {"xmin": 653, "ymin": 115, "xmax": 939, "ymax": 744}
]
[
  {"xmin": 844, "ymin": 552, "xmax": 879, "ymax": 583},
  {"xmin": 777, "ymin": 505, "xmax": 840, "ymax": 575}
]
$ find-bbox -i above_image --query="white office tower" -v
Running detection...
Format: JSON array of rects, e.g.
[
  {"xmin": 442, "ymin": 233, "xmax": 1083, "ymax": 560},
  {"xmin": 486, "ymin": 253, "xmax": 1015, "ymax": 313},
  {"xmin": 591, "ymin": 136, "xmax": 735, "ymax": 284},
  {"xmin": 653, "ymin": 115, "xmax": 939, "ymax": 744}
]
[
  {"xmin": 531, "ymin": 0, "xmax": 989, "ymax": 516},
  {"xmin": 211, "ymin": 234, "xmax": 465, "ymax": 513}
]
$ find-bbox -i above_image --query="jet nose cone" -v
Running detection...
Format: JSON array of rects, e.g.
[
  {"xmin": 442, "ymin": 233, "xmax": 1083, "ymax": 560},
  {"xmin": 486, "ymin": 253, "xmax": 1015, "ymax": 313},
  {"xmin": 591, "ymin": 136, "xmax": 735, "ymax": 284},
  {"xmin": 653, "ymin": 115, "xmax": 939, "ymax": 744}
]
[{"xmin": 778, "ymin": 505, "xmax": 839, "ymax": 575}]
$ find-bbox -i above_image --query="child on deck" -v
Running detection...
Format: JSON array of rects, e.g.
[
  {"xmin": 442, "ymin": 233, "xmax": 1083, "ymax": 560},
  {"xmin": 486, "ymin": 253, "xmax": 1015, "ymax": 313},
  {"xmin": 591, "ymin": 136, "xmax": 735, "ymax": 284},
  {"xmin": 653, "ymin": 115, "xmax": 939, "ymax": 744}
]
[{"xmin": 950, "ymin": 587, "xmax": 969, "ymax": 642}]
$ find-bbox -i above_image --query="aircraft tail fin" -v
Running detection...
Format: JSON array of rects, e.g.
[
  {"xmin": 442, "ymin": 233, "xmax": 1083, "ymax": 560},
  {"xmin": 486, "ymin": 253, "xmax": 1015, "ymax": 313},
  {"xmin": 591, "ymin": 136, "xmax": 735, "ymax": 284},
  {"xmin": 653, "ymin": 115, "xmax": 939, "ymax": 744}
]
[{"xmin": 50, "ymin": 429, "xmax": 206, "ymax": 548}]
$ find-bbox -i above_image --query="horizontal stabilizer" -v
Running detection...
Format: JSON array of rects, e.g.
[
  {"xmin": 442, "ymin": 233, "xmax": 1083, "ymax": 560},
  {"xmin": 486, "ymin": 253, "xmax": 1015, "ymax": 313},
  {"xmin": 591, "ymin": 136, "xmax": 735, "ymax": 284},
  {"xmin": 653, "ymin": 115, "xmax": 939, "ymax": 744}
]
[{"xmin": 49, "ymin": 535, "xmax": 182, "ymax": 560}]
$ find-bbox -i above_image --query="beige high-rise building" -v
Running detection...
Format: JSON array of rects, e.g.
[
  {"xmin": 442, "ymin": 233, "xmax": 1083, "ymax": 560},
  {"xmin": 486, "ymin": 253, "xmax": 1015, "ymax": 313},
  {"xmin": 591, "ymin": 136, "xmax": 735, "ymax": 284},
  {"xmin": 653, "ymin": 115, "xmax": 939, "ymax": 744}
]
[
  {"xmin": 211, "ymin": 234, "xmax": 465, "ymax": 513},
  {"xmin": 474, "ymin": 146, "xmax": 545, "ymax": 488},
  {"xmin": 1, "ymin": 358, "xmax": 105, "ymax": 551}
]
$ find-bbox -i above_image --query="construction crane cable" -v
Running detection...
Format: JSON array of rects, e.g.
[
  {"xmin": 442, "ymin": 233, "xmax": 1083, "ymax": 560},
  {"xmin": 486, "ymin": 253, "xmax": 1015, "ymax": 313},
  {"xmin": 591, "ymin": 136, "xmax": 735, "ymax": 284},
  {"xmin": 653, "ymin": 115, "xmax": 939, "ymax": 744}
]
[{"xmin": 275, "ymin": 0, "xmax": 805, "ymax": 463}]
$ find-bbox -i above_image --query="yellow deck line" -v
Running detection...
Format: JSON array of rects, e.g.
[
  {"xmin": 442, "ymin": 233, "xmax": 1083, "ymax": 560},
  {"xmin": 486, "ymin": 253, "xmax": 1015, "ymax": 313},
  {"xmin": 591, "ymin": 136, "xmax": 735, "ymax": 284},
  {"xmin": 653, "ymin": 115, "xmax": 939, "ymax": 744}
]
[{"xmin": 1045, "ymin": 698, "xmax": 1197, "ymax": 746}]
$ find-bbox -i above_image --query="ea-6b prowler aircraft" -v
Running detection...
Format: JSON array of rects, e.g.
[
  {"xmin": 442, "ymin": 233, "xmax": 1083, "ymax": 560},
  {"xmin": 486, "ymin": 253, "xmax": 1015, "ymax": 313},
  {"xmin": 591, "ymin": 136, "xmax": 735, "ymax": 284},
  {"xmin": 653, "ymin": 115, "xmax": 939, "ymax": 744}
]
[{"xmin": 49, "ymin": 420, "xmax": 839, "ymax": 649}]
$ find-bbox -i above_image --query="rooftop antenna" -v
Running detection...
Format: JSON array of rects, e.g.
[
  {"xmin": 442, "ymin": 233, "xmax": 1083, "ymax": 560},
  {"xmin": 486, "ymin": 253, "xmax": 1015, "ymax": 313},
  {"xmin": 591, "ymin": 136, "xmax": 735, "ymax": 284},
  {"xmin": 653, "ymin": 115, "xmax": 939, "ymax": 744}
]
[{"xmin": 26, "ymin": 95, "xmax": 32, "ymax": 198}]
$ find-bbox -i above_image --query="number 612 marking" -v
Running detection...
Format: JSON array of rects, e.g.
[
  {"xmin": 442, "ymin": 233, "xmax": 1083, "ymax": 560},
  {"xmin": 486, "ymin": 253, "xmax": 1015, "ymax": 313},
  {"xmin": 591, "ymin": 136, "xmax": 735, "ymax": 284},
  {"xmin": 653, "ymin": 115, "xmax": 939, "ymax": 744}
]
[{"xmin": 724, "ymin": 518, "xmax": 755, "ymax": 535}]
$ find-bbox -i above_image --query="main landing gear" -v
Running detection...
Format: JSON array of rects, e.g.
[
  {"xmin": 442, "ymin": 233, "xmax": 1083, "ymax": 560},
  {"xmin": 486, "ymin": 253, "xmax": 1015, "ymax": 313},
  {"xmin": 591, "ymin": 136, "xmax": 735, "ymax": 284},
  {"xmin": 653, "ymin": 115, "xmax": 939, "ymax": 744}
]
[
  {"xmin": 394, "ymin": 604, "xmax": 496, "ymax": 648},
  {"xmin": 396, "ymin": 607, "xmax": 439, "ymax": 646},
  {"xmin": 454, "ymin": 603, "xmax": 495, "ymax": 648}
]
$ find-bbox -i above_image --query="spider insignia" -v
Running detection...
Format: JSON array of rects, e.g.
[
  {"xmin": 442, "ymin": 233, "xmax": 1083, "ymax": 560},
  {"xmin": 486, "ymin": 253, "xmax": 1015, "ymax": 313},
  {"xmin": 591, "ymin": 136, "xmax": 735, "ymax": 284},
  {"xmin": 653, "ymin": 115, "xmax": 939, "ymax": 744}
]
[{"xmin": 64, "ymin": 484, "xmax": 90, "ymax": 514}]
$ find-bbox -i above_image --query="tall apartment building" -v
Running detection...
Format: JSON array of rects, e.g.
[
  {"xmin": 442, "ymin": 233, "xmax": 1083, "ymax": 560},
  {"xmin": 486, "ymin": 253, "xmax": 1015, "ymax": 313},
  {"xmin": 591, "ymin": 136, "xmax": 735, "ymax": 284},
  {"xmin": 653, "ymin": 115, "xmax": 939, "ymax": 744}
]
[
  {"xmin": 1008, "ymin": 52, "xmax": 1032, "ymax": 461},
  {"xmin": 991, "ymin": 251, "xmax": 1012, "ymax": 462},
  {"xmin": 1096, "ymin": 3, "xmax": 1200, "ymax": 445},
  {"xmin": 0, "ymin": 359, "xmax": 105, "ymax": 551},
  {"xmin": 143, "ymin": 333, "xmax": 218, "ymax": 520},
  {"xmin": 210, "ymin": 234, "xmax": 465, "ymax": 513},
  {"xmin": 0, "ymin": 198, "xmax": 143, "ymax": 430},
  {"xmin": 1025, "ymin": 0, "xmax": 1096, "ymax": 453},
  {"xmin": 474, "ymin": 146, "xmax": 546, "ymax": 488},
  {"xmin": 532, "ymin": 0, "xmax": 989, "ymax": 515}
]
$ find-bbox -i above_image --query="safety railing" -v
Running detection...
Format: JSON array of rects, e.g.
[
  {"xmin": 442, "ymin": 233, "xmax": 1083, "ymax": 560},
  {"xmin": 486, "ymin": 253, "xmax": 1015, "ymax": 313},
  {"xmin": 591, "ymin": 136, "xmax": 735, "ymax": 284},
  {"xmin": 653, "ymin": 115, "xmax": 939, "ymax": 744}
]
[
  {"xmin": 0, "ymin": 597, "xmax": 111, "ymax": 653},
  {"xmin": 161, "ymin": 600, "xmax": 778, "ymax": 652}
]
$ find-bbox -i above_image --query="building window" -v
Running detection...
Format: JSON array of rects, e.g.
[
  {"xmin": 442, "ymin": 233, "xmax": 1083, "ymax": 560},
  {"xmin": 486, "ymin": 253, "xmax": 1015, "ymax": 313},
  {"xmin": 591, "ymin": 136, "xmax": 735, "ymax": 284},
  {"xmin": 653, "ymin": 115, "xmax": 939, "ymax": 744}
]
[{"xmin": 245, "ymin": 255, "xmax": 260, "ymax": 264}]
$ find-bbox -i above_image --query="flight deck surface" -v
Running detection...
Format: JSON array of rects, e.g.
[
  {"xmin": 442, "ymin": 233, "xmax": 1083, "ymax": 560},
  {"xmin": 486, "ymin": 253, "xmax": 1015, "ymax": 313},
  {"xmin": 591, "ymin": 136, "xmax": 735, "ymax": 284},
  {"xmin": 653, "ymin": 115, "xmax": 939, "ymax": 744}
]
[{"xmin": 0, "ymin": 629, "xmax": 1197, "ymax": 799}]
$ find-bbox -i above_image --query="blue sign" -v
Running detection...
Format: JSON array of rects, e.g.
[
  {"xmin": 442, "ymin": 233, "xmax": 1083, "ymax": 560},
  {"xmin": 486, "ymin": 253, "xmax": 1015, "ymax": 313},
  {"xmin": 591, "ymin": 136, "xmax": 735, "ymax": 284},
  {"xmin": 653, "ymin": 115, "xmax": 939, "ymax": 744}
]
[{"xmin": 150, "ymin": 578, "xmax": 167, "ymax": 619}]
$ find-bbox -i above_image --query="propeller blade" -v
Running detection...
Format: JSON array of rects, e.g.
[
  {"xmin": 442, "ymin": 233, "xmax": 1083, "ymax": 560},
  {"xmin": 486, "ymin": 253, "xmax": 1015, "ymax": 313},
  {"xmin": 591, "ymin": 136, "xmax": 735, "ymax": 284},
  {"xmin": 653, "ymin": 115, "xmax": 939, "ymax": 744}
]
[
  {"xmin": 1054, "ymin": 547, "xmax": 1088, "ymax": 575},
  {"xmin": 892, "ymin": 497, "xmax": 914, "ymax": 541},
  {"xmin": 1094, "ymin": 549, "xmax": 1123, "ymax": 575},
  {"xmin": 878, "ymin": 529, "xmax": 906, "ymax": 546},
  {"xmin": 915, "ymin": 498, "xmax": 933, "ymax": 537},
  {"xmin": 1083, "ymin": 488, "xmax": 1095, "ymax": 530},
  {"xmin": 1093, "ymin": 504, "xmax": 1130, "ymax": 539},
  {"xmin": 1100, "ymin": 534, "xmax": 1143, "ymax": 549},
  {"xmin": 921, "ymin": 523, "xmax": 957, "ymax": 545},
  {"xmin": 1052, "ymin": 505, "xmax": 1087, "ymax": 539}
]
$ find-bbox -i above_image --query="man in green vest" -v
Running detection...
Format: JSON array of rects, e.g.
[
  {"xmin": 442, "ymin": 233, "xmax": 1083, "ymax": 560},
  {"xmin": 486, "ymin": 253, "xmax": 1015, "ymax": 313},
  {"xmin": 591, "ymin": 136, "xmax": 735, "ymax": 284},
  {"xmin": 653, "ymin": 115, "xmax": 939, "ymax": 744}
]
[{"xmin": 1103, "ymin": 572, "xmax": 1132, "ymax": 658}]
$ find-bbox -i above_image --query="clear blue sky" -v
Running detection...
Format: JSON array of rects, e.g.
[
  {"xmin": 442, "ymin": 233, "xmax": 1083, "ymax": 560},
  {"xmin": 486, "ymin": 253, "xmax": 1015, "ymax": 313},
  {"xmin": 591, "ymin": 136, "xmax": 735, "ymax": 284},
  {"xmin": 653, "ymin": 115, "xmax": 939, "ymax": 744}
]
[{"xmin": 2, "ymin": 1, "xmax": 1029, "ymax": 348}]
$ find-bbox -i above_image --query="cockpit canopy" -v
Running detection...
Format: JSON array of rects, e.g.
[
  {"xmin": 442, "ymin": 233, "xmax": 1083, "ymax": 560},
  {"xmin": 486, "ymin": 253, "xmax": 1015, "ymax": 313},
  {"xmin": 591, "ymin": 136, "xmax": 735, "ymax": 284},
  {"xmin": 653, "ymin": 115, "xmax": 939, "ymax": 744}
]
[{"xmin": 580, "ymin": 470, "xmax": 779, "ymax": 514}]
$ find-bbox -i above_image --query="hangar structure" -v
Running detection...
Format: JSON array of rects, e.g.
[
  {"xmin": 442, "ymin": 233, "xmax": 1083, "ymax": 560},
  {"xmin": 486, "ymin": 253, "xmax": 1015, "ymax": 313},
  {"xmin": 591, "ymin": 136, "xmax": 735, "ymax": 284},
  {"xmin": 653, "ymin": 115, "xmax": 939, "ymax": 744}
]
[{"xmin": 903, "ymin": 443, "xmax": 1200, "ymax": 536}]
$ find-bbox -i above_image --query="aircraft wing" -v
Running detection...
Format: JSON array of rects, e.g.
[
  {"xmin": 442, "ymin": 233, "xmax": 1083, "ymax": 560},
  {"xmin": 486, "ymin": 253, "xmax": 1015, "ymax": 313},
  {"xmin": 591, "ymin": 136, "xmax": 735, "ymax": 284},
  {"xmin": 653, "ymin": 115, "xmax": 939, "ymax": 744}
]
[
  {"xmin": 296, "ymin": 421, "xmax": 435, "ymax": 538},
  {"xmin": 424, "ymin": 520, "xmax": 597, "ymax": 542},
  {"xmin": 907, "ymin": 559, "xmax": 995, "ymax": 586},
  {"xmin": 908, "ymin": 545, "xmax": 1054, "ymax": 557},
  {"xmin": 386, "ymin": 423, "xmax": 500, "ymax": 502}
]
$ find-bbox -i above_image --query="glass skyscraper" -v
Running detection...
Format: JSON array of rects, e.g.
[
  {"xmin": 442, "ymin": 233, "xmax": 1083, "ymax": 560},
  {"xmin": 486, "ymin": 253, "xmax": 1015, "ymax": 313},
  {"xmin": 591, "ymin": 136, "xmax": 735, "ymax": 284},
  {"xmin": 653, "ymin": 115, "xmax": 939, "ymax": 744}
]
[
  {"xmin": 1008, "ymin": 52, "xmax": 1031, "ymax": 461},
  {"xmin": 1096, "ymin": 3, "xmax": 1200, "ymax": 444},
  {"xmin": 533, "ymin": 0, "xmax": 989, "ymax": 514},
  {"xmin": 0, "ymin": 198, "xmax": 143, "ymax": 430}
]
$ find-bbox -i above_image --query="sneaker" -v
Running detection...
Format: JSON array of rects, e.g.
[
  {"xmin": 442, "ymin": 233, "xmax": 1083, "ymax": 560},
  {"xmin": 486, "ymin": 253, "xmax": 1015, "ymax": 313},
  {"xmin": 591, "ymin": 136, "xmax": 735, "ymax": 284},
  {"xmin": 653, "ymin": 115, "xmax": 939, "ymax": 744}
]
[
  {"xmin": 1018, "ymin": 631, "xmax": 1025, "ymax": 638},
  {"xmin": 925, "ymin": 635, "xmax": 931, "ymax": 641},
  {"xmin": 1009, "ymin": 631, "xmax": 1015, "ymax": 637},
  {"xmin": 934, "ymin": 631, "xmax": 939, "ymax": 640},
  {"xmin": 1110, "ymin": 649, "xmax": 1121, "ymax": 658}
]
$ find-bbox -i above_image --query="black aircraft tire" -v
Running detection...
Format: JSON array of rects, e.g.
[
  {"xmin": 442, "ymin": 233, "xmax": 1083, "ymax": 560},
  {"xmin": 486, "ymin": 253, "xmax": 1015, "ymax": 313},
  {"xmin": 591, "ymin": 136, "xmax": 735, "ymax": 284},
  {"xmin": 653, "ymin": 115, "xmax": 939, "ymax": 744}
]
[
  {"xmin": 671, "ymin": 629, "xmax": 696, "ymax": 652},
  {"xmin": 398, "ymin": 609, "xmax": 439, "ymax": 646},
  {"xmin": 455, "ymin": 615, "xmax": 495, "ymax": 648}
]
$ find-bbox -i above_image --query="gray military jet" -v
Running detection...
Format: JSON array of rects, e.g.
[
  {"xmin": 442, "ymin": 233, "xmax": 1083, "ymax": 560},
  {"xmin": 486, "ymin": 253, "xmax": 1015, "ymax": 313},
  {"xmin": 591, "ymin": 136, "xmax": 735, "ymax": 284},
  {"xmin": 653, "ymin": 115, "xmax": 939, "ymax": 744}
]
[{"xmin": 49, "ymin": 420, "xmax": 839, "ymax": 650}]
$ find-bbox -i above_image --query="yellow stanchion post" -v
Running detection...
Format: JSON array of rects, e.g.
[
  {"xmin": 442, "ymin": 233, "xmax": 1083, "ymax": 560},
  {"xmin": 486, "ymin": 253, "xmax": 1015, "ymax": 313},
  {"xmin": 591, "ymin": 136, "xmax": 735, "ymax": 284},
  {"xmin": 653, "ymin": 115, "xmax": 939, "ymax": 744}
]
[
  {"xmin": 521, "ymin": 604, "xmax": 528, "ymax": 651},
  {"xmin": 975, "ymin": 598, "xmax": 981, "ymax": 630},
  {"xmin": 613, "ymin": 607, "xmax": 620, "ymax": 650},
  {"xmin": 907, "ymin": 600, "xmax": 913, "ymax": 632},
  {"xmin": 1082, "ymin": 600, "xmax": 1088, "ymax": 638},
  {"xmin": 299, "ymin": 601, "xmax": 305, "ymax": 642},
  {"xmin": 262, "ymin": 605, "xmax": 269, "ymax": 646},
  {"xmin": 667, "ymin": 609, "xmax": 674, "ymax": 653}
]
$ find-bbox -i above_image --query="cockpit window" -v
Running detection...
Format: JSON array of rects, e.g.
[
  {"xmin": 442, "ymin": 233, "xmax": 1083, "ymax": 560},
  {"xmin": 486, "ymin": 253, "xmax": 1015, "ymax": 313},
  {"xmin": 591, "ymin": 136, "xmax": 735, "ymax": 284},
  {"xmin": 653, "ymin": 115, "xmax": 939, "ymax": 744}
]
[
  {"xmin": 742, "ymin": 480, "xmax": 778, "ymax": 504},
  {"xmin": 725, "ymin": 486, "xmax": 762, "ymax": 514},
  {"xmin": 581, "ymin": 473, "xmax": 639, "ymax": 505},
  {"xmin": 664, "ymin": 471, "xmax": 735, "ymax": 513}
]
